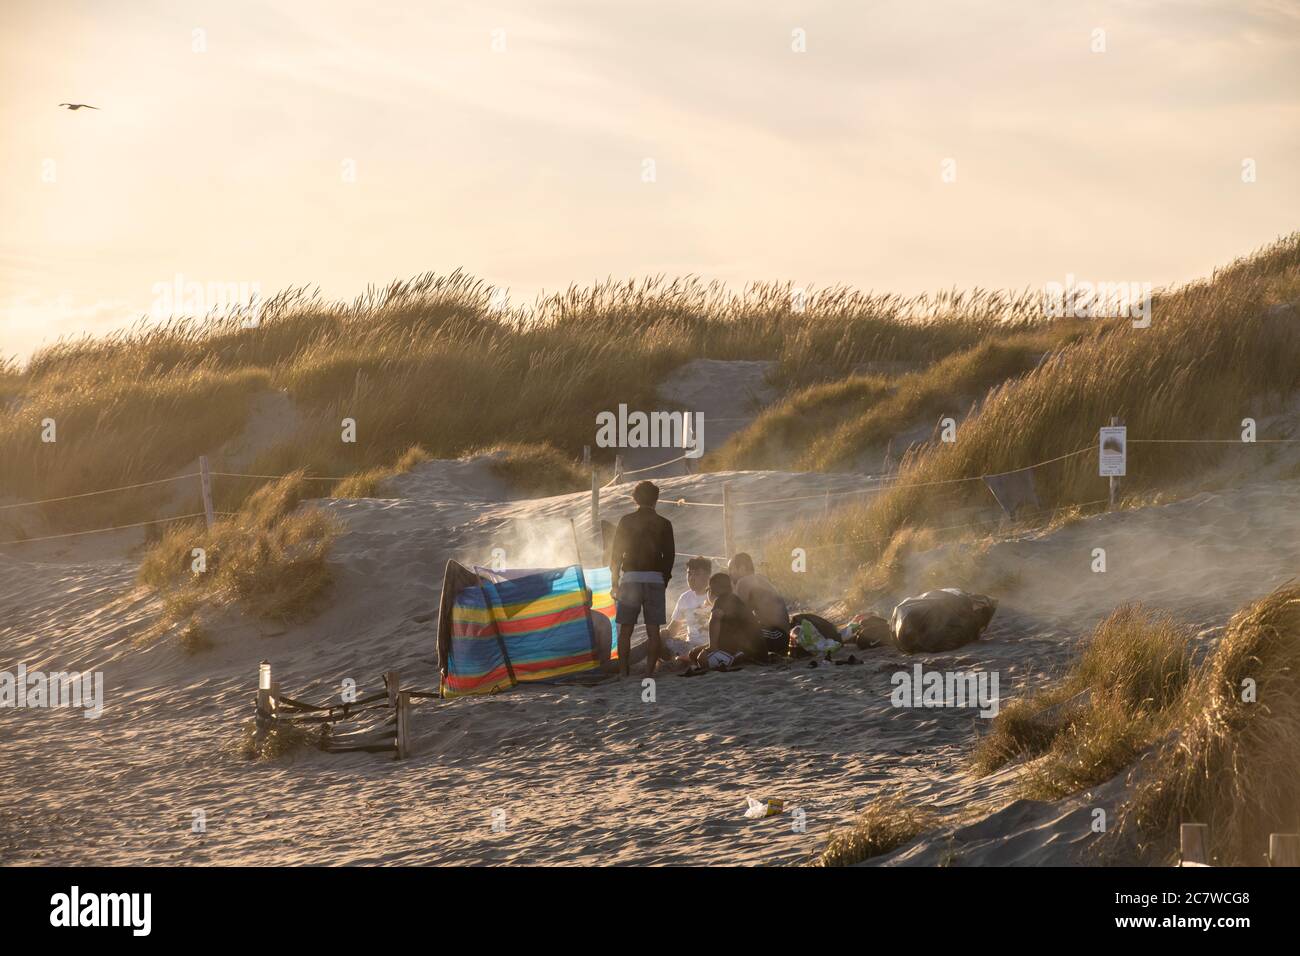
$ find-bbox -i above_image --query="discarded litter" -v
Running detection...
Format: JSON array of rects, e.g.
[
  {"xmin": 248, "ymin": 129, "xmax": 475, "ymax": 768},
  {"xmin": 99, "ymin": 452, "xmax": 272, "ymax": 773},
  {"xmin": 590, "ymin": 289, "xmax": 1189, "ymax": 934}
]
[{"xmin": 744, "ymin": 797, "xmax": 785, "ymax": 819}]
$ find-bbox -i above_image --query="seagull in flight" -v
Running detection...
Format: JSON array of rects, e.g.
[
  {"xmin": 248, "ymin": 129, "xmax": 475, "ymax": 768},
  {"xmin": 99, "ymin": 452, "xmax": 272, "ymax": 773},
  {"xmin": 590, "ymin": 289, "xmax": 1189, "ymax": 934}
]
[{"xmin": 58, "ymin": 103, "xmax": 99, "ymax": 110}]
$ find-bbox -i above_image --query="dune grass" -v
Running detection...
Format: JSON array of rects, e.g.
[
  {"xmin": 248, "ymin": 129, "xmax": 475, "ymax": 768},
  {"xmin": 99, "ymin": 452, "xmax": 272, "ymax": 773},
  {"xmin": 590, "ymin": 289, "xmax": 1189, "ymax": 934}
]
[
  {"xmin": 713, "ymin": 323, "xmax": 1091, "ymax": 472},
  {"xmin": 811, "ymin": 794, "xmax": 936, "ymax": 866},
  {"xmin": 232, "ymin": 718, "xmax": 322, "ymax": 761},
  {"xmin": 138, "ymin": 473, "xmax": 340, "ymax": 639},
  {"xmin": 0, "ymin": 274, "xmax": 1040, "ymax": 531},
  {"xmin": 969, "ymin": 587, "xmax": 1300, "ymax": 865},
  {"xmin": 475, "ymin": 442, "xmax": 589, "ymax": 497},
  {"xmin": 330, "ymin": 444, "xmax": 433, "ymax": 498},
  {"xmin": 4, "ymin": 236, "xmax": 1296, "ymax": 555},
  {"xmin": 971, "ymin": 605, "xmax": 1195, "ymax": 797},
  {"xmin": 761, "ymin": 234, "xmax": 1300, "ymax": 602},
  {"xmin": 1116, "ymin": 583, "xmax": 1300, "ymax": 866}
]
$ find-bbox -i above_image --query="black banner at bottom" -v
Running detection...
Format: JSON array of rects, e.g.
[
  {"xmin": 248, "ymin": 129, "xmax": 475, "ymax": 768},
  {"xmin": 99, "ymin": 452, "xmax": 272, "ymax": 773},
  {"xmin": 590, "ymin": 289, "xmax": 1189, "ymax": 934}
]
[{"xmin": 0, "ymin": 864, "xmax": 1278, "ymax": 942}]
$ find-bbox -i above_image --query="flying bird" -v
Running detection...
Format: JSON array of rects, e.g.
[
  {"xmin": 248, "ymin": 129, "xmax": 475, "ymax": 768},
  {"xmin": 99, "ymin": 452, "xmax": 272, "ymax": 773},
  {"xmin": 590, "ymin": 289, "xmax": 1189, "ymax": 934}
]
[{"xmin": 58, "ymin": 103, "xmax": 99, "ymax": 110}]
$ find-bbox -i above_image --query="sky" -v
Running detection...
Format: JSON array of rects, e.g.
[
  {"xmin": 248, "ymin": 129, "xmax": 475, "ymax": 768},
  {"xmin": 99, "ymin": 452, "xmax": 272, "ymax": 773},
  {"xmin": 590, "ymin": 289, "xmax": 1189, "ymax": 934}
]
[{"xmin": 2, "ymin": 0, "xmax": 1298, "ymax": 363}]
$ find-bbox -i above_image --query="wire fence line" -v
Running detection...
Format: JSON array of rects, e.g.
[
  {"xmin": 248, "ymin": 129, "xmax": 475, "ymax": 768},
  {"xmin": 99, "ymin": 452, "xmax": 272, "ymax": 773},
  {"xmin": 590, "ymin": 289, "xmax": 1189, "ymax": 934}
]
[
  {"xmin": 0, "ymin": 512, "xmax": 209, "ymax": 547},
  {"xmin": 212, "ymin": 471, "xmax": 352, "ymax": 481},
  {"xmin": 0, "ymin": 472, "xmax": 199, "ymax": 511},
  {"xmin": 795, "ymin": 497, "xmax": 1113, "ymax": 554},
  {"xmin": 1, "ymin": 434, "xmax": 1295, "ymax": 548}
]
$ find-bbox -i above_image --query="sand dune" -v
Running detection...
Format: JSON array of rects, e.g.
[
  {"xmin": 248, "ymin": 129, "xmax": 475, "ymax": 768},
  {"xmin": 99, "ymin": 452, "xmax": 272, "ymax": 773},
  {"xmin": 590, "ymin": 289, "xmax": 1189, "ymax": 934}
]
[{"xmin": 4, "ymin": 437, "xmax": 1298, "ymax": 864}]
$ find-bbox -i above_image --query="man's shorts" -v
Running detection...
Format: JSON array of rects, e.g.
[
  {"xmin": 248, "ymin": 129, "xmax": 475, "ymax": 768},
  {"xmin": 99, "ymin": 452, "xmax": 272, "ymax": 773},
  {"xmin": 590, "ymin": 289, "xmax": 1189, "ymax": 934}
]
[{"xmin": 615, "ymin": 580, "xmax": 667, "ymax": 626}]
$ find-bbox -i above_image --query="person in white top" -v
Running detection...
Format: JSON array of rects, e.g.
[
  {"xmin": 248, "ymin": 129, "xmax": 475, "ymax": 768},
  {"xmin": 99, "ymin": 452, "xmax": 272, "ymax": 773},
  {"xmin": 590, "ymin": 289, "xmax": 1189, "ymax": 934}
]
[{"xmin": 662, "ymin": 557, "xmax": 713, "ymax": 660}]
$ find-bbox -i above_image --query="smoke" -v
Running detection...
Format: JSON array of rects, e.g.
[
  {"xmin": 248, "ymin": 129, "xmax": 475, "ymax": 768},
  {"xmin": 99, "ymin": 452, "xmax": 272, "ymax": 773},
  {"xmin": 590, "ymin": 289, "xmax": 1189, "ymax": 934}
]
[{"xmin": 457, "ymin": 517, "xmax": 592, "ymax": 573}]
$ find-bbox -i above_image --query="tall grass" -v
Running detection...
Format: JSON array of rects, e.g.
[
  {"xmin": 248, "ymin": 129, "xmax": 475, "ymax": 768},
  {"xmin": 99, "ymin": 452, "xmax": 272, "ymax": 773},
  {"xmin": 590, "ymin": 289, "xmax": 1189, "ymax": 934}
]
[
  {"xmin": 1119, "ymin": 583, "xmax": 1300, "ymax": 865},
  {"xmin": 0, "ymin": 273, "xmax": 1043, "ymax": 530},
  {"xmin": 4, "ymin": 236, "xmax": 1296, "ymax": 544},
  {"xmin": 761, "ymin": 234, "xmax": 1300, "ymax": 600},
  {"xmin": 971, "ymin": 605, "xmax": 1196, "ymax": 798},
  {"xmin": 713, "ymin": 323, "xmax": 1092, "ymax": 471},
  {"xmin": 968, "ymin": 587, "xmax": 1300, "ymax": 866},
  {"xmin": 811, "ymin": 794, "xmax": 936, "ymax": 867},
  {"xmin": 139, "ymin": 473, "xmax": 339, "ymax": 640}
]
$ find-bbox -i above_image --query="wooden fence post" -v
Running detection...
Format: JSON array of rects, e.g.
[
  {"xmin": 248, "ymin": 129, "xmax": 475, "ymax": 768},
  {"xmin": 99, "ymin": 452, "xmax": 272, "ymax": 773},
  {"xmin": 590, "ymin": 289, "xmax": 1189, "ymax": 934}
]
[
  {"xmin": 614, "ymin": 454, "xmax": 623, "ymax": 483},
  {"xmin": 723, "ymin": 481, "xmax": 735, "ymax": 561},
  {"xmin": 395, "ymin": 691, "xmax": 411, "ymax": 760},
  {"xmin": 1108, "ymin": 416, "xmax": 1123, "ymax": 510},
  {"xmin": 384, "ymin": 670, "xmax": 400, "ymax": 710},
  {"xmin": 1180, "ymin": 822, "xmax": 1209, "ymax": 866},
  {"xmin": 199, "ymin": 455, "xmax": 215, "ymax": 530},
  {"xmin": 257, "ymin": 659, "xmax": 273, "ymax": 717},
  {"xmin": 1268, "ymin": 833, "xmax": 1300, "ymax": 866}
]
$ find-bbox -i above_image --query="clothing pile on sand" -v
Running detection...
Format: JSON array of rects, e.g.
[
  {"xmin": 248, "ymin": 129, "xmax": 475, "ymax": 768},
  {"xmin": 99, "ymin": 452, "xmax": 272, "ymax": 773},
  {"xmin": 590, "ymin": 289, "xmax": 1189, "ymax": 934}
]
[{"xmin": 602, "ymin": 481, "xmax": 998, "ymax": 678}]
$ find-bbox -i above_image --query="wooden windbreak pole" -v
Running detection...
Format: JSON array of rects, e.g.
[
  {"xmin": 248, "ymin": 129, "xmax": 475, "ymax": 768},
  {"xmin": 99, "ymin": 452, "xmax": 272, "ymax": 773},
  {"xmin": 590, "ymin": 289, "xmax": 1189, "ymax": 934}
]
[
  {"xmin": 199, "ymin": 455, "xmax": 216, "ymax": 530},
  {"xmin": 570, "ymin": 518, "xmax": 584, "ymax": 569},
  {"xmin": 722, "ymin": 482, "xmax": 735, "ymax": 561},
  {"xmin": 395, "ymin": 691, "xmax": 411, "ymax": 760},
  {"xmin": 586, "ymin": 446, "xmax": 598, "ymax": 532}
]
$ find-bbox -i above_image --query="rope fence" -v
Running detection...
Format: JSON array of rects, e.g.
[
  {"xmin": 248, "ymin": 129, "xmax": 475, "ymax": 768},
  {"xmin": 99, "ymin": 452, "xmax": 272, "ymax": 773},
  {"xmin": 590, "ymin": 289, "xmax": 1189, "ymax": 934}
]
[{"xmin": 3, "ymin": 431, "xmax": 1296, "ymax": 550}]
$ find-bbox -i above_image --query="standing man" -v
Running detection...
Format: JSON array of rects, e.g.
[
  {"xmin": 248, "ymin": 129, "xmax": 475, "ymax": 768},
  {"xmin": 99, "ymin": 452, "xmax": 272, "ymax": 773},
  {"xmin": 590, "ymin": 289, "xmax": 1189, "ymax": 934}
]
[{"xmin": 609, "ymin": 480, "xmax": 676, "ymax": 677}]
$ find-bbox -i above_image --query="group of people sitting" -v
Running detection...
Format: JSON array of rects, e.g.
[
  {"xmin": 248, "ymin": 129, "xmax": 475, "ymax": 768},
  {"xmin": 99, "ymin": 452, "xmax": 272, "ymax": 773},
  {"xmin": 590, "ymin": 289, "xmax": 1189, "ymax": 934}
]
[{"xmin": 594, "ymin": 479, "xmax": 796, "ymax": 676}]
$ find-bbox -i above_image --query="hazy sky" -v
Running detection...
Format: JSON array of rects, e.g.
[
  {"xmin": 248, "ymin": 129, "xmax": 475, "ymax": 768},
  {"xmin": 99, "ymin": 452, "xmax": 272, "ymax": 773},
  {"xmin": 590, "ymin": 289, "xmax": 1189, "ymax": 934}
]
[{"xmin": 2, "ymin": 0, "xmax": 1297, "ymax": 362}]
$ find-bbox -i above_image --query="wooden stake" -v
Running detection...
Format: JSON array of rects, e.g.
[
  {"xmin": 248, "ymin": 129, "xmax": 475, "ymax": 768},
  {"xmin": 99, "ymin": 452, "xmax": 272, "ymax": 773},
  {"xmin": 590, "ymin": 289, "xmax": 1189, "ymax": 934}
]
[
  {"xmin": 1180, "ymin": 822, "xmax": 1209, "ymax": 866},
  {"xmin": 570, "ymin": 518, "xmax": 583, "ymax": 569},
  {"xmin": 723, "ymin": 481, "xmax": 735, "ymax": 561},
  {"xmin": 1268, "ymin": 833, "xmax": 1300, "ymax": 867},
  {"xmin": 384, "ymin": 670, "xmax": 400, "ymax": 710},
  {"xmin": 395, "ymin": 690, "xmax": 411, "ymax": 760},
  {"xmin": 614, "ymin": 454, "xmax": 623, "ymax": 482},
  {"xmin": 199, "ymin": 455, "xmax": 215, "ymax": 530}
]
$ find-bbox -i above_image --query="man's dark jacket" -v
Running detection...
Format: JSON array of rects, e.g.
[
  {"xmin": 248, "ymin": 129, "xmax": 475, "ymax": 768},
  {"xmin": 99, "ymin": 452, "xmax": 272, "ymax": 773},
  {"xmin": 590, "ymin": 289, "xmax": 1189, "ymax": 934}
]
[{"xmin": 610, "ymin": 506, "xmax": 675, "ymax": 585}]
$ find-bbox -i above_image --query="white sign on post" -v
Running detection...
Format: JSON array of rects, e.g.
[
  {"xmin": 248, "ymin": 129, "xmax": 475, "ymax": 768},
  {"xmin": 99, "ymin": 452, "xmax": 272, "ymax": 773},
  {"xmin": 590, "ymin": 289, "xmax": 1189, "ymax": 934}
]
[{"xmin": 1099, "ymin": 426, "xmax": 1127, "ymax": 477}]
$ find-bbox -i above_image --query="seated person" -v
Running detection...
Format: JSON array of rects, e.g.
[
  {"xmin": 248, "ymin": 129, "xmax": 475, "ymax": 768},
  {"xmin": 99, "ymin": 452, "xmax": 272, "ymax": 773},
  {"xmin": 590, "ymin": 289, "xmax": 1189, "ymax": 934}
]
[
  {"xmin": 662, "ymin": 556, "xmax": 713, "ymax": 660},
  {"xmin": 727, "ymin": 552, "xmax": 791, "ymax": 655},
  {"xmin": 704, "ymin": 572, "xmax": 769, "ymax": 666}
]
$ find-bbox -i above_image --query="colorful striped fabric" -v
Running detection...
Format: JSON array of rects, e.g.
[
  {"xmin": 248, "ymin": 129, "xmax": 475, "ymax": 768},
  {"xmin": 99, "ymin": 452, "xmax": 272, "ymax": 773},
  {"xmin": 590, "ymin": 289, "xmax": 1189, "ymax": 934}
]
[
  {"xmin": 584, "ymin": 566, "xmax": 620, "ymax": 659},
  {"xmin": 441, "ymin": 577, "xmax": 512, "ymax": 697},
  {"xmin": 441, "ymin": 565, "xmax": 600, "ymax": 697}
]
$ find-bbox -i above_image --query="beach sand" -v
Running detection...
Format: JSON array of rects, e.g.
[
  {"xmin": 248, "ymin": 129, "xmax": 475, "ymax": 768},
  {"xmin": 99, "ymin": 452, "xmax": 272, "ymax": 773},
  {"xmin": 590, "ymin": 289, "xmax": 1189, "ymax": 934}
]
[{"xmin": 3, "ymin": 452, "xmax": 1299, "ymax": 865}]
